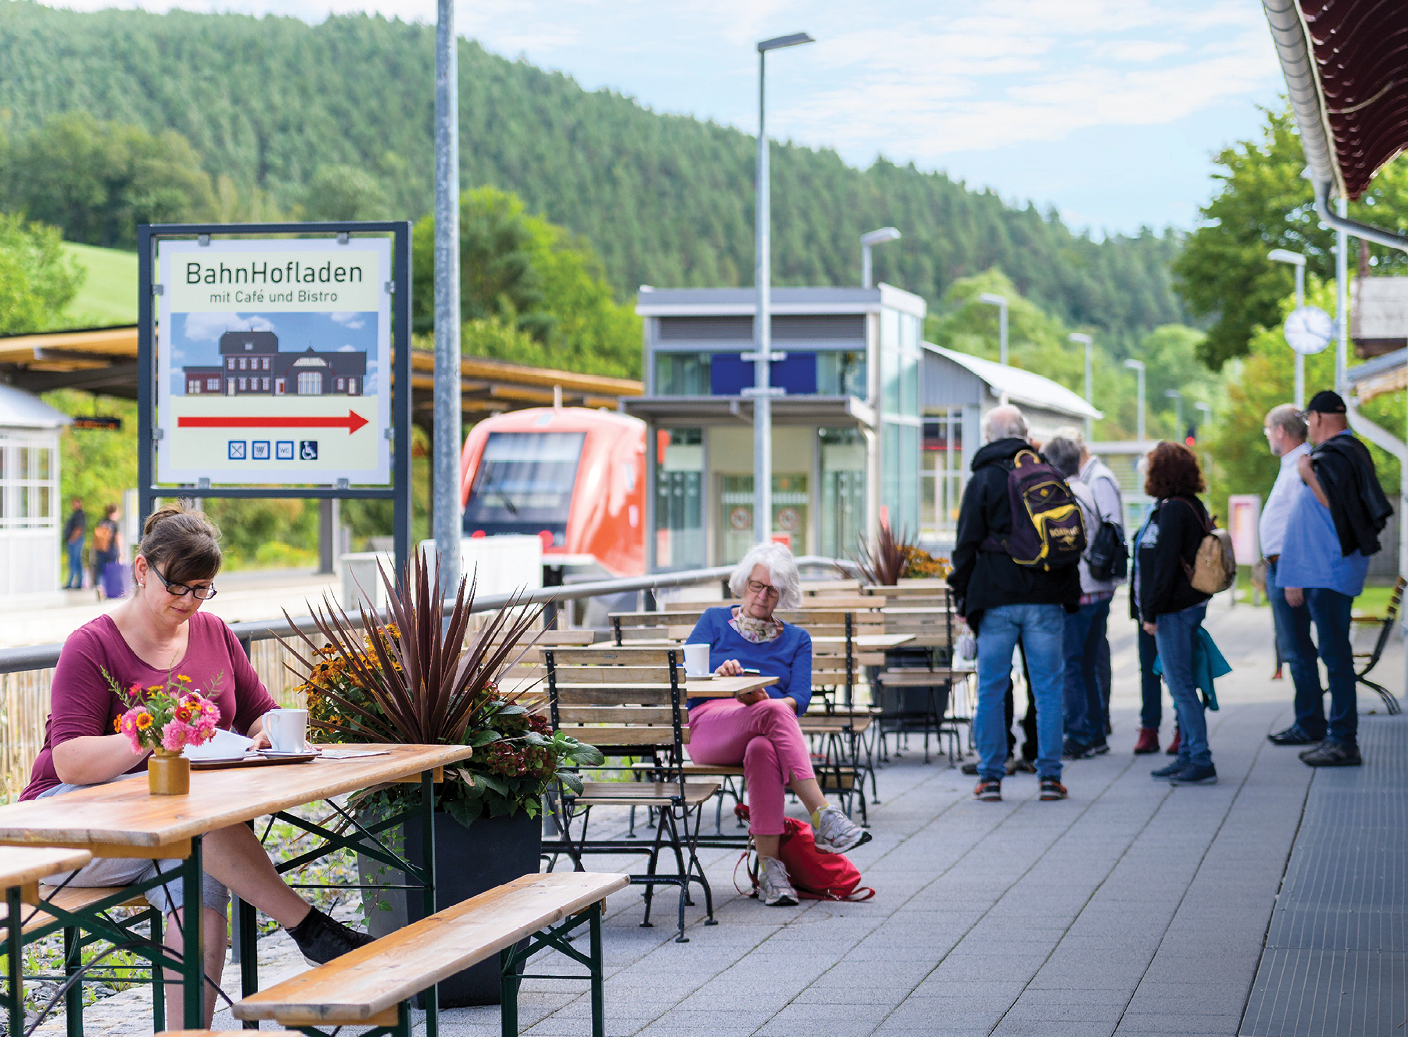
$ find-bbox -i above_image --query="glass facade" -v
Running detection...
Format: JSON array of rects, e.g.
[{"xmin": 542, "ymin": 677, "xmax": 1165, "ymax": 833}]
[
  {"xmin": 717, "ymin": 473, "xmax": 809, "ymax": 564},
  {"xmin": 820, "ymin": 428, "xmax": 866, "ymax": 560},
  {"xmin": 923, "ymin": 412, "xmax": 965, "ymax": 537},
  {"xmin": 655, "ymin": 428, "xmax": 704, "ymax": 570},
  {"xmin": 0, "ymin": 435, "xmax": 57, "ymax": 530},
  {"xmin": 654, "ymin": 352, "xmax": 711, "ymax": 395},
  {"xmin": 879, "ymin": 309, "xmax": 922, "ymax": 533}
]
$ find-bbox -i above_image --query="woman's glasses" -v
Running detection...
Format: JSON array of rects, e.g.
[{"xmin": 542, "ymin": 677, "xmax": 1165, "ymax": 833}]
[
  {"xmin": 746, "ymin": 579, "xmax": 780, "ymax": 600},
  {"xmin": 150, "ymin": 566, "xmax": 218, "ymax": 600}
]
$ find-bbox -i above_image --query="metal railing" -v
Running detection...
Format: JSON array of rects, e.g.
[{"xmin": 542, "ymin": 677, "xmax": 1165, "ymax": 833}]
[{"xmin": 0, "ymin": 555, "xmax": 856, "ymax": 676}]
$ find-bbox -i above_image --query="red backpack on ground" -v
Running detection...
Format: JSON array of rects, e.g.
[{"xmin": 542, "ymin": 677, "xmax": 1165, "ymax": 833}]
[{"xmin": 734, "ymin": 805, "xmax": 875, "ymax": 902}]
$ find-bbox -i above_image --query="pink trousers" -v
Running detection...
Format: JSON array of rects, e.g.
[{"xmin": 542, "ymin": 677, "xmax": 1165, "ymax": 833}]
[{"xmin": 686, "ymin": 698, "xmax": 815, "ymax": 836}]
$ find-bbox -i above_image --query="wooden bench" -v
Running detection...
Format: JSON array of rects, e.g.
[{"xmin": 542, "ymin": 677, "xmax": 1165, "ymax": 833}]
[
  {"xmin": 232, "ymin": 871, "xmax": 628, "ymax": 1037},
  {"xmin": 1352, "ymin": 575, "xmax": 1405, "ymax": 715},
  {"xmin": 543, "ymin": 647, "xmax": 719, "ymax": 942}
]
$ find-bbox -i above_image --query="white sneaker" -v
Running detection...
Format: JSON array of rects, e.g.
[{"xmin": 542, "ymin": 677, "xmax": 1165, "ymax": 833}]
[
  {"xmin": 756, "ymin": 856, "xmax": 798, "ymax": 906},
  {"xmin": 812, "ymin": 806, "xmax": 871, "ymax": 854}
]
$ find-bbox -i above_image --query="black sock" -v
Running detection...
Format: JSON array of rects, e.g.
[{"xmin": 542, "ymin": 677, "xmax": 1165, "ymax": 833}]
[{"xmin": 287, "ymin": 906, "xmax": 324, "ymax": 940}]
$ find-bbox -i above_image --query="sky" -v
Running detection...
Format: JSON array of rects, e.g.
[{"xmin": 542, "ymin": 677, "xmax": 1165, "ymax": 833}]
[
  {"xmin": 167, "ymin": 310, "xmax": 380, "ymax": 394},
  {"xmin": 43, "ymin": 0, "xmax": 1289, "ymax": 236}
]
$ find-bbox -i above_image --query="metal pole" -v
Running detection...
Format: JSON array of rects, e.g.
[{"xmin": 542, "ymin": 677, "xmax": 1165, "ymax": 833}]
[
  {"xmin": 1138, "ymin": 366, "xmax": 1145, "ymax": 444},
  {"xmin": 1295, "ymin": 261, "xmax": 1306, "ymax": 409},
  {"xmin": 861, "ymin": 244, "xmax": 872, "ymax": 290},
  {"xmin": 998, "ymin": 299, "xmax": 1008, "ymax": 366},
  {"xmin": 753, "ymin": 48, "xmax": 772, "ymax": 545},
  {"xmin": 433, "ymin": 0, "xmax": 462, "ymax": 594},
  {"xmin": 1335, "ymin": 201, "xmax": 1348, "ymax": 393},
  {"xmin": 1069, "ymin": 333, "xmax": 1093, "ymax": 440}
]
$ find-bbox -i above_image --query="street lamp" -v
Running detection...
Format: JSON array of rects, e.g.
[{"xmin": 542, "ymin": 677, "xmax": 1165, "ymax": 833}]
[
  {"xmin": 1194, "ymin": 400, "xmax": 1212, "ymax": 435},
  {"xmin": 1124, "ymin": 359, "xmax": 1146, "ymax": 444},
  {"xmin": 1268, "ymin": 248, "xmax": 1308, "ymax": 409},
  {"xmin": 1164, "ymin": 388, "xmax": 1183, "ymax": 437},
  {"xmin": 861, "ymin": 227, "xmax": 901, "ymax": 288},
  {"xmin": 977, "ymin": 293, "xmax": 1009, "ymax": 366},
  {"xmin": 750, "ymin": 31, "xmax": 814, "ymax": 545},
  {"xmin": 1068, "ymin": 333, "xmax": 1093, "ymax": 439},
  {"xmin": 432, "ymin": 0, "xmax": 462, "ymax": 595}
]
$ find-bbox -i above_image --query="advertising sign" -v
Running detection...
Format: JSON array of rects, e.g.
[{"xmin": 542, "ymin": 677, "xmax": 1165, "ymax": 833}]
[
  {"xmin": 155, "ymin": 238, "xmax": 392, "ymax": 485},
  {"xmin": 1227, "ymin": 494, "xmax": 1261, "ymax": 566}
]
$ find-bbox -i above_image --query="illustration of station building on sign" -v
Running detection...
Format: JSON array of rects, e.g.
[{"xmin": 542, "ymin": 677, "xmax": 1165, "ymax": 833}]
[{"xmin": 181, "ymin": 330, "xmax": 367, "ymax": 396}]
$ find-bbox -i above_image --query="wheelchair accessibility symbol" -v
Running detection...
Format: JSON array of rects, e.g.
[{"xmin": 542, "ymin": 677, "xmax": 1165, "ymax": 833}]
[{"xmin": 299, "ymin": 441, "xmax": 318, "ymax": 461}]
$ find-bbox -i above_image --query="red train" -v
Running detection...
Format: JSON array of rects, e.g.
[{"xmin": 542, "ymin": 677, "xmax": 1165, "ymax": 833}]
[{"xmin": 460, "ymin": 407, "xmax": 647, "ymax": 577}]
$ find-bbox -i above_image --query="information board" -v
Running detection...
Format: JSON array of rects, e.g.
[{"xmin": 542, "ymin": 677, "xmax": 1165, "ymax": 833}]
[
  {"xmin": 1227, "ymin": 494, "xmax": 1262, "ymax": 567},
  {"xmin": 155, "ymin": 238, "xmax": 392, "ymax": 485}
]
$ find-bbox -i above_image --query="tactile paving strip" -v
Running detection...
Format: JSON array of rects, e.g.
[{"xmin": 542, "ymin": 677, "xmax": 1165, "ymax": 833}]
[{"xmin": 1241, "ymin": 717, "xmax": 1408, "ymax": 1036}]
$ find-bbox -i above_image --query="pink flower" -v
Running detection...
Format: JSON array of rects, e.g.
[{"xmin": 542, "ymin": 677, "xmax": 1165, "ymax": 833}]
[{"xmin": 161, "ymin": 719, "xmax": 192, "ymax": 753}]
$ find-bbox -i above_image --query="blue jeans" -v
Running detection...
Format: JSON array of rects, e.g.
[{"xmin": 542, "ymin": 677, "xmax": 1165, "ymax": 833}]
[
  {"xmin": 65, "ymin": 539, "xmax": 84, "ymax": 588},
  {"xmin": 1138, "ymin": 627, "xmax": 1163, "ymax": 729},
  {"xmin": 1154, "ymin": 603, "xmax": 1211, "ymax": 769},
  {"xmin": 976, "ymin": 604, "xmax": 1065, "ymax": 781},
  {"xmin": 1265, "ymin": 559, "xmax": 1325, "ymax": 738},
  {"xmin": 1062, "ymin": 598, "xmax": 1111, "ymax": 747},
  {"xmin": 1305, "ymin": 588, "xmax": 1357, "ymax": 748}
]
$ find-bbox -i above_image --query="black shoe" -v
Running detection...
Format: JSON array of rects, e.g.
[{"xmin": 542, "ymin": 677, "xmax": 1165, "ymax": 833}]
[
  {"xmin": 1089, "ymin": 741, "xmax": 1111, "ymax": 756},
  {"xmin": 1012, "ymin": 757, "xmax": 1038, "ymax": 774},
  {"xmin": 1300, "ymin": 741, "xmax": 1362, "ymax": 767},
  {"xmin": 288, "ymin": 907, "xmax": 375, "ymax": 966},
  {"xmin": 1062, "ymin": 739, "xmax": 1094, "ymax": 760},
  {"xmin": 1169, "ymin": 762, "xmax": 1218, "ymax": 785},
  {"xmin": 1151, "ymin": 760, "xmax": 1184, "ymax": 780},
  {"xmin": 1268, "ymin": 725, "xmax": 1320, "ymax": 746},
  {"xmin": 961, "ymin": 760, "xmax": 979, "ymax": 775}
]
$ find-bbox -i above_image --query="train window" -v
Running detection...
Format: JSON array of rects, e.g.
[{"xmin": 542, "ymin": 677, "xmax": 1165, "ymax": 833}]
[{"xmin": 462, "ymin": 431, "xmax": 586, "ymax": 542}]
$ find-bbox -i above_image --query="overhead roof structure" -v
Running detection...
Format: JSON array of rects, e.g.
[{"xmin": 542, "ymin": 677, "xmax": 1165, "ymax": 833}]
[
  {"xmin": 0, "ymin": 326, "xmax": 642, "ymax": 427},
  {"xmin": 927, "ymin": 345, "xmax": 1103, "ymax": 422},
  {"xmin": 1263, "ymin": 0, "xmax": 1408, "ymax": 201}
]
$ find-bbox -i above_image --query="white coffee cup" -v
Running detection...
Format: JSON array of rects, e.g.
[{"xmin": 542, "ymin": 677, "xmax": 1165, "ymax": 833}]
[
  {"xmin": 683, "ymin": 643, "xmax": 711, "ymax": 677},
  {"xmin": 264, "ymin": 708, "xmax": 309, "ymax": 753}
]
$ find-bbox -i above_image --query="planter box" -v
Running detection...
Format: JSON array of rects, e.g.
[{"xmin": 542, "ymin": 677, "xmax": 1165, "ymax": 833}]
[{"xmin": 358, "ymin": 808, "xmax": 542, "ymax": 1006}]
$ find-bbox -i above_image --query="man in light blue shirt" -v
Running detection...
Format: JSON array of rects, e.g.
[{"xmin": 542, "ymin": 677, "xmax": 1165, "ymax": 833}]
[
  {"xmin": 1278, "ymin": 393, "xmax": 1372, "ymax": 767},
  {"xmin": 1259, "ymin": 405, "xmax": 1322, "ymax": 746}
]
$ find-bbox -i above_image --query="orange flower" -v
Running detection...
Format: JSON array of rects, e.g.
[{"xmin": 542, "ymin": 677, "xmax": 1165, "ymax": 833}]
[
  {"xmin": 176, "ymin": 675, "xmax": 192, "ymax": 683},
  {"xmin": 113, "ymin": 717, "xmax": 122, "ymax": 732},
  {"xmin": 135, "ymin": 712, "xmax": 153, "ymax": 730},
  {"xmin": 147, "ymin": 685, "xmax": 162, "ymax": 692}
]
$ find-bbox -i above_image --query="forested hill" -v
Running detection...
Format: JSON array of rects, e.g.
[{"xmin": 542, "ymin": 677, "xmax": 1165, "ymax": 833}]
[{"xmin": 0, "ymin": 2, "xmax": 1184, "ymax": 350}]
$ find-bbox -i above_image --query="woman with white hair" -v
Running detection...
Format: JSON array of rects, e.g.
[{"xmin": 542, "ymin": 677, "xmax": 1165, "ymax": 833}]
[{"xmin": 685, "ymin": 542, "xmax": 870, "ymax": 906}]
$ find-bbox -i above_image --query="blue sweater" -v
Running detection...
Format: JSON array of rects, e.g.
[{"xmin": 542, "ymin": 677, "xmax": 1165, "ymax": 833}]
[{"xmin": 685, "ymin": 606, "xmax": 813, "ymax": 714}]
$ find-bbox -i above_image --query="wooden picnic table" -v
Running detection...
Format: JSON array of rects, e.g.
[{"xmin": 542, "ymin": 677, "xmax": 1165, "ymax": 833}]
[
  {"xmin": 810, "ymin": 633, "xmax": 916, "ymax": 649},
  {"xmin": 0, "ymin": 743, "xmax": 470, "ymax": 1033},
  {"xmin": 0, "ymin": 846, "xmax": 94, "ymax": 1037}
]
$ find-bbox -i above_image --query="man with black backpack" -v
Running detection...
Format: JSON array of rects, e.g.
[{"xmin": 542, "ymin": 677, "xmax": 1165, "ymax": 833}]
[{"xmin": 949, "ymin": 405, "xmax": 1084, "ymax": 803}]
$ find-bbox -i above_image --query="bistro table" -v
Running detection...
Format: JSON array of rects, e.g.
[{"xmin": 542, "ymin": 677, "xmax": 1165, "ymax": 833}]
[{"xmin": 0, "ymin": 744, "xmax": 471, "ymax": 1034}]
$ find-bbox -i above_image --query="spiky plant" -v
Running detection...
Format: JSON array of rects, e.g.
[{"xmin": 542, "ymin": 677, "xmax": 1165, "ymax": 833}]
[
  {"xmin": 854, "ymin": 523, "xmax": 918, "ymax": 587},
  {"xmin": 280, "ymin": 550, "xmax": 601, "ymax": 823}
]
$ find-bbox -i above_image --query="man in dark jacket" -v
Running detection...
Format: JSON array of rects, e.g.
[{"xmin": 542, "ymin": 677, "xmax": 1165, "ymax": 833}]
[
  {"xmin": 1279, "ymin": 391, "xmax": 1380, "ymax": 767},
  {"xmin": 949, "ymin": 405, "xmax": 1081, "ymax": 803}
]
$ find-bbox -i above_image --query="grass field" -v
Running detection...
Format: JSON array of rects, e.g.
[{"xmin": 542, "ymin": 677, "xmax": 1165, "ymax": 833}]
[{"xmin": 60, "ymin": 242, "xmax": 137, "ymax": 326}]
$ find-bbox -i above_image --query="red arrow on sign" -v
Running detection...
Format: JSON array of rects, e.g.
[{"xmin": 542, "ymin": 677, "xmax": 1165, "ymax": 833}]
[{"xmin": 177, "ymin": 410, "xmax": 369, "ymax": 434}]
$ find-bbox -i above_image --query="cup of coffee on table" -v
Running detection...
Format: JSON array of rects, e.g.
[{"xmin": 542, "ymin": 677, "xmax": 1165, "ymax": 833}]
[
  {"xmin": 683, "ymin": 643, "xmax": 711, "ymax": 678},
  {"xmin": 264, "ymin": 708, "xmax": 309, "ymax": 753}
]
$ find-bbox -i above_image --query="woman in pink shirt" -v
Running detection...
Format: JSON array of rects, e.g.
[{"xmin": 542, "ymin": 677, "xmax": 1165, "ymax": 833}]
[{"xmin": 23, "ymin": 502, "xmax": 370, "ymax": 1027}]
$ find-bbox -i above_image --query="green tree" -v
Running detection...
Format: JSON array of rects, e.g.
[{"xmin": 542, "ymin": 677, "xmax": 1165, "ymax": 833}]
[
  {"xmin": 303, "ymin": 163, "xmax": 389, "ymax": 221},
  {"xmin": 0, "ymin": 214, "xmax": 84, "ymax": 334},
  {"xmin": 1174, "ymin": 106, "xmax": 1408, "ymax": 369},
  {"xmin": 413, "ymin": 187, "xmax": 640, "ymax": 377},
  {"xmin": 1, "ymin": 112, "xmax": 215, "ymax": 249}
]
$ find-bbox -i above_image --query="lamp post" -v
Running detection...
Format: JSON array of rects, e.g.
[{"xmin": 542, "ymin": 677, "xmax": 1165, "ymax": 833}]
[
  {"xmin": 1269, "ymin": 248, "xmax": 1307, "ymax": 409},
  {"xmin": 1124, "ymin": 359, "xmax": 1146, "ymax": 444},
  {"xmin": 432, "ymin": 0, "xmax": 462, "ymax": 596},
  {"xmin": 1194, "ymin": 400, "xmax": 1212, "ymax": 434},
  {"xmin": 1069, "ymin": 332, "xmax": 1093, "ymax": 439},
  {"xmin": 977, "ymin": 293, "xmax": 1008, "ymax": 366},
  {"xmin": 1164, "ymin": 388, "xmax": 1183, "ymax": 438},
  {"xmin": 750, "ymin": 31, "xmax": 813, "ymax": 546},
  {"xmin": 861, "ymin": 227, "xmax": 901, "ymax": 288}
]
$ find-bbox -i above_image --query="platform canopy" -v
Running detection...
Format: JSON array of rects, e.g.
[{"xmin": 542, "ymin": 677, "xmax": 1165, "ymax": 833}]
[{"xmin": 1264, "ymin": 0, "xmax": 1408, "ymax": 200}]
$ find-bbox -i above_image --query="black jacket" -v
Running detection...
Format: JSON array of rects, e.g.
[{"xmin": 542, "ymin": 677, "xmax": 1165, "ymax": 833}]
[
  {"xmin": 1311, "ymin": 433, "xmax": 1391, "ymax": 557},
  {"xmin": 948, "ymin": 438, "xmax": 1081, "ymax": 625},
  {"xmin": 1135, "ymin": 496, "xmax": 1212, "ymax": 620}
]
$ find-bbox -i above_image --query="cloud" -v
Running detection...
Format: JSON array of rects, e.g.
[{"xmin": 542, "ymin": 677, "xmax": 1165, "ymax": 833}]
[
  {"xmin": 338, "ymin": 344, "xmax": 358, "ymax": 351},
  {"xmin": 329, "ymin": 312, "xmax": 368, "ymax": 328},
  {"xmin": 180, "ymin": 312, "xmax": 275, "ymax": 342}
]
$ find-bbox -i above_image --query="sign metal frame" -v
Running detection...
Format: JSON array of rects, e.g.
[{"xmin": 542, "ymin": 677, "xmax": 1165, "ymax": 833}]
[{"xmin": 137, "ymin": 221, "xmax": 413, "ymax": 575}]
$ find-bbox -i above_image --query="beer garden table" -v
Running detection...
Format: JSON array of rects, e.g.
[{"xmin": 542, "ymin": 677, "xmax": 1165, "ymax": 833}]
[{"xmin": 0, "ymin": 744, "xmax": 471, "ymax": 1034}]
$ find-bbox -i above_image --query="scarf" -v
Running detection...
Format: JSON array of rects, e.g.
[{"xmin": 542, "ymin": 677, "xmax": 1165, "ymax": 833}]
[{"xmin": 730, "ymin": 607, "xmax": 781, "ymax": 644}]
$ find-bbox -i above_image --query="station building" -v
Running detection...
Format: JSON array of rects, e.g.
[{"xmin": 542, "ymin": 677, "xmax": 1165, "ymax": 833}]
[{"xmin": 629, "ymin": 285, "xmax": 1100, "ymax": 569}]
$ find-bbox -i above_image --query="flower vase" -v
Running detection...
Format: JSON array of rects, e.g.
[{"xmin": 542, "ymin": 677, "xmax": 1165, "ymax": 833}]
[{"xmin": 148, "ymin": 749, "xmax": 190, "ymax": 795}]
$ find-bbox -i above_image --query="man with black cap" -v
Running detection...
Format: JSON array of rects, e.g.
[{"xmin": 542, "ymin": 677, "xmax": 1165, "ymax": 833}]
[{"xmin": 1277, "ymin": 390, "xmax": 1392, "ymax": 767}]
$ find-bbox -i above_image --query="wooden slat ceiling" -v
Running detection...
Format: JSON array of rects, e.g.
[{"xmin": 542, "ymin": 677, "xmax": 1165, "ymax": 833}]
[{"xmin": 0, "ymin": 326, "xmax": 641, "ymax": 426}]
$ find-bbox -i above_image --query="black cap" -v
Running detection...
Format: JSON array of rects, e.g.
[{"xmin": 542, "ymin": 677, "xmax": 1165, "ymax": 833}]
[{"xmin": 1305, "ymin": 390, "xmax": 1347, "ymax": 414}]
